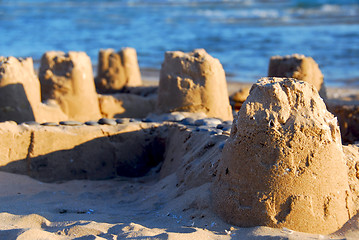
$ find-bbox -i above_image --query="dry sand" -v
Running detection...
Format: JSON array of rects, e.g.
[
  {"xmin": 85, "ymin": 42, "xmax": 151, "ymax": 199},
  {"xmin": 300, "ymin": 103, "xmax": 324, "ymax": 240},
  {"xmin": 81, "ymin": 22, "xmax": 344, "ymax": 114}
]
[{"xmin": 2, "ymin": 168, "xmax": 357, "ymax": 240}]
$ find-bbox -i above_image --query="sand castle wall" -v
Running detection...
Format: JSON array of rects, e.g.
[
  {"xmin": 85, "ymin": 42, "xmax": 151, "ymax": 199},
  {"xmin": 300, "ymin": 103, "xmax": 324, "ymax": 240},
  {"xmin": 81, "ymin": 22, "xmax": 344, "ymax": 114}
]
[
  {"xmin": 0, "ymin": 121, "xmax": 166, "ymax": 182},
  {"xmin": 157, "ymin": 49, "xmax": 233, "ymax": 121},
  {"xmin": 96, "ymin": 48, "xmax": 142, "ymax": 92},
  {"xmin": 212, "ymin": 77, "xmax": 354, "ymax": 234},
  {"xmin": 0, "ymin": 117, "xmax": 227, "ymax": 184},
  {"xmin": 268, "ymin": 54, "xmax": 327, "ymax": 99},
  {"xmin": 39, "ymin": 51, "xmax": 101, "ymax": 122}
]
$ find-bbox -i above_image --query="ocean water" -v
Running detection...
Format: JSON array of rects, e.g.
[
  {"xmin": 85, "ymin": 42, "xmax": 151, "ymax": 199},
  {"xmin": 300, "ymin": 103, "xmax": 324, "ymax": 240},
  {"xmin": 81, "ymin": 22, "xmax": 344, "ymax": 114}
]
[{"xmin": 0, "ymin": 0, "xmax": 358, "ymax": 86}]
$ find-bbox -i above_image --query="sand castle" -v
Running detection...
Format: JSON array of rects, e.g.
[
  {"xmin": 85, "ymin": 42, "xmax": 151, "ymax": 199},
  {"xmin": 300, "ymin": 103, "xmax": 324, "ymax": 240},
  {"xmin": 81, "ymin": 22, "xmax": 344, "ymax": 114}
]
[
  {"xmin": 268, "ymin": 54, "xmax": 327, "ymax": 99},
  {"xmin": 157, "ymin": 49, "xmax": 233, "ymax": 121},
  {"xmin": 96, "ymin": 48, "xmax": 142, "ymax": 92},
  {"xmin": 1, "ymin": 50, "xmax": 359, "ymax": 238},
  {"xmin": 212, "ymin": 77, "xmax": 355, "ymax": 234}
]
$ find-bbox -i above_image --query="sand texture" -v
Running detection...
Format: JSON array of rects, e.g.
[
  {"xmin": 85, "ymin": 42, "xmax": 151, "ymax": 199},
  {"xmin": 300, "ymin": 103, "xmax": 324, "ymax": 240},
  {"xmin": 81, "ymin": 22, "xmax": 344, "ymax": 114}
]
[
  {"xmin": 157, "ymin": 49, "xmax": 233, "ymax": 121},
  {"xmin": 213, "ymin": 78, "xmax": 356, "ymax": 234}
]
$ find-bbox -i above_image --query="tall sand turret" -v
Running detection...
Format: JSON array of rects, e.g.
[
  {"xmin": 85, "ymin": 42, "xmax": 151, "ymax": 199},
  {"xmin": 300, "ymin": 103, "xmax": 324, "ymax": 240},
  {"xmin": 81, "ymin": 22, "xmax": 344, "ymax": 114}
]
[
  {"xmin": 96, "ymin": 47, "xmax": 142, "ymax": 92},
  {"xmin": 157, "ymin": 49, "xmax": 232, "ymax": 121},
  {"xmin": 39, "ymin": 51, "xmax": 101, "ymax": 121},
  {"xmin": 212, "ymin": 77, "xmax": 354, "ymax": 234}
]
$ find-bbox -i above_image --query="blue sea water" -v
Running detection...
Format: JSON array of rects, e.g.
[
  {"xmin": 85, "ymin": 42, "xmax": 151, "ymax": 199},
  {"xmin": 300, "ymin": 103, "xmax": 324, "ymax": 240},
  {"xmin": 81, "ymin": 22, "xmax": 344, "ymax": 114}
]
[{"xmin": 0, "ymin": 0, "xmax": 358, "ymax": 86}]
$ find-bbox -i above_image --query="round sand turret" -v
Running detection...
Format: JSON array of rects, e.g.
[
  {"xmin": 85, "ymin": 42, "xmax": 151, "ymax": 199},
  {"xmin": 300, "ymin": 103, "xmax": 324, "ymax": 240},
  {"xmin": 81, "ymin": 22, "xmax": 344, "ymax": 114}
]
[
  {"xmin": 39, "ymin": 51, "xmax": 101, "ymax": 121},
  {"xmin": 268, "ymin": 54, "xmax": 327, "ymax": 99},
  {"xmin": 212, "ymin": 77, "xmax": 354, "ymax": 234},
  {"xmin": 0, "ymin": 57, "xmax": 67, "ymax": 123},
  {"xmin": 0, "ymin": 57, "xmax": 40, "ymax": 122},
  {"xmin": 96, "ymin": 48, "xmax": 142, "ymax": 92},
  {"xmin": 156, "ymin": 49, "xmax": 232, "ymax": 121}
]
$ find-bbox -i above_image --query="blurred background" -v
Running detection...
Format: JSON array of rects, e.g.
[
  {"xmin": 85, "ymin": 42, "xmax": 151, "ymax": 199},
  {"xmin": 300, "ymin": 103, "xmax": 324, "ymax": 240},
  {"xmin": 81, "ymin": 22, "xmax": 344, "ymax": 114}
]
[{"xmin": 0, "ymin": 0, "xmax": 358, "ymax": 86}]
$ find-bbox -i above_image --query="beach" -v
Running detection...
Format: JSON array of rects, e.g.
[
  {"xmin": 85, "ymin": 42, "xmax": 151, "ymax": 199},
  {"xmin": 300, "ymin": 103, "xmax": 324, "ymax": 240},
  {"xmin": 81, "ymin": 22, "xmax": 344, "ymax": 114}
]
[
  {"xmin": 0, "ymin": 0, "xmax": 359, "ymax": 239},
  {"xmin": 1, "ymin": 0, "xmax": 358, "ymax": 86}
]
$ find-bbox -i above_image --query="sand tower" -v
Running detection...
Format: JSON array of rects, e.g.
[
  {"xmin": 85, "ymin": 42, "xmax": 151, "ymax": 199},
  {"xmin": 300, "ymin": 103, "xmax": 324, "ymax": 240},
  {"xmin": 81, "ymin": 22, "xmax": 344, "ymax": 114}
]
[
  {"xmin": 0, "ymin": 57, "xmax": 67, "ymax": 123},
  {"xmin": 212, "ymin": 77, "xmax": 354, "ymax": 234},
  {"xmin": 0, "ymin": 57, "xmax": 40, "ymax": 122},
  {"xmin": 96, "ymin": 47, "xmax": 142, "ymax": 92},
  {"xmin": 268, "ymin": 54, "xmax": 327, "ymax": 99},
  {"xmin": 157, "ymin": 49, "xmax": 233, "ymax": 121},
  {"xmin": 39, "ymin": 51, "xmax": 101, "ymax": 121}
]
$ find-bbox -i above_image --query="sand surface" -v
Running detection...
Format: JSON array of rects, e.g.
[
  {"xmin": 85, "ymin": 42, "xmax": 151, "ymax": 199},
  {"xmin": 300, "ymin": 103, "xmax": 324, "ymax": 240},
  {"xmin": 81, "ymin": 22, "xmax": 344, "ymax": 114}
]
[
  {"xmin": 2, "ymin": 170, "xmax": 356, "ymax": 240},
  {"xmin": 0, "ymin": 120, "xmax": 358, "ymax": 239}
]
